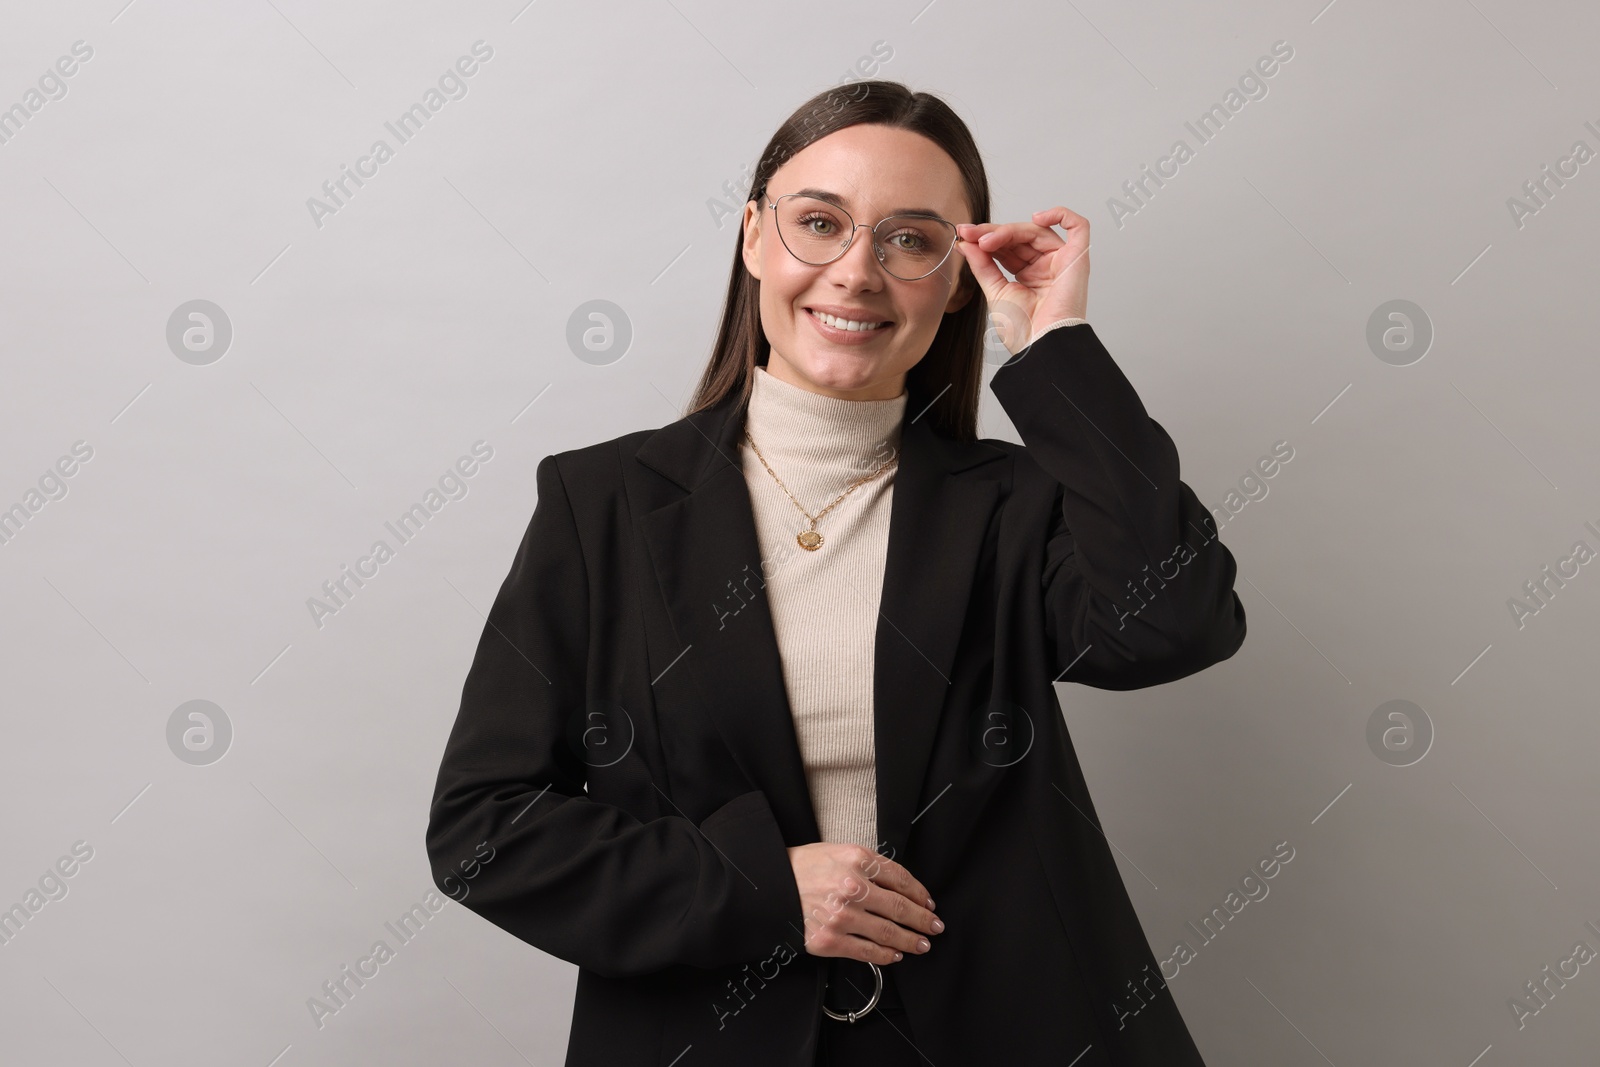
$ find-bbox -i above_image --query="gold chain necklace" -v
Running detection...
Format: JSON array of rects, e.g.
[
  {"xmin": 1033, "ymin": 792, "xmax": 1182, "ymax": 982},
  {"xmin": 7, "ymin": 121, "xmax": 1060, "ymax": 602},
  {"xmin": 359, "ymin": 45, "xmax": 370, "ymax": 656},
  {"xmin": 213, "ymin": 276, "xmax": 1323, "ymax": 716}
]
[{"xmin": 743, "ymin": 429, "xmax": 898, "ymax": 551}]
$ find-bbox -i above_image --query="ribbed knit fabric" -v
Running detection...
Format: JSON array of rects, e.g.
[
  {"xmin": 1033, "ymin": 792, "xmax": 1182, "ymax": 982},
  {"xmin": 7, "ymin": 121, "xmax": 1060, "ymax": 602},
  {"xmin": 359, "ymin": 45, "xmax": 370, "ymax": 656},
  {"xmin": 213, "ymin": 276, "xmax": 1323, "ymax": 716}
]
[
  {"xmin": 740, "ymin": 364, "xmax": 908, "ymax": 851},
  {"xmin": 1036, "ymin": 316, "xmax": 1088, "ymax": 337}
]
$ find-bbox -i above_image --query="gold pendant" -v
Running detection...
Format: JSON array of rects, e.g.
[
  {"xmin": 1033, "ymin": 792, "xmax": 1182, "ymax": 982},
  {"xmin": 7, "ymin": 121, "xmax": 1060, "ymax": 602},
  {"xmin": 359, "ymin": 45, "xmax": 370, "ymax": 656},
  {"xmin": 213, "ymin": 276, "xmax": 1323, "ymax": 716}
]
[{"xmin": 797, "ymin": 530, "xmax": 823, "ymax": 551}]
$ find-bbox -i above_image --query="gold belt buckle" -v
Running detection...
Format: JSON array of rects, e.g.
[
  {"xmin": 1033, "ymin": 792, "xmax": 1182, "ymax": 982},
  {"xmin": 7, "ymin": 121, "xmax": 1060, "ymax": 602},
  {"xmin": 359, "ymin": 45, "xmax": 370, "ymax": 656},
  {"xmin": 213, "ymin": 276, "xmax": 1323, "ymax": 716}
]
[{"xmin": 821, "ymin": 960, "xmax": 883, "ymax": 1023}]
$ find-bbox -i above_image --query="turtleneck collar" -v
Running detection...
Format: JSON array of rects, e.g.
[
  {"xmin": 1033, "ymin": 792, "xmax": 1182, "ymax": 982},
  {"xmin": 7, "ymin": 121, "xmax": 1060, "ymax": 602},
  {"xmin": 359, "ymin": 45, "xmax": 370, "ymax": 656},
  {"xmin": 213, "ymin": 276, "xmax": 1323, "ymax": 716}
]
[{"xmin": 743, "ymin": 366, "xmax": 908, "ymax": 476}]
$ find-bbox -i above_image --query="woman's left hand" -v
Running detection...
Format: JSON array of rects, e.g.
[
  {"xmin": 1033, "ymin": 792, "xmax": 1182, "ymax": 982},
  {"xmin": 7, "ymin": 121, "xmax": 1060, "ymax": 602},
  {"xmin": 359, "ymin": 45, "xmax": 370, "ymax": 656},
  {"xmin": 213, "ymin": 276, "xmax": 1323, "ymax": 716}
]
[{"xmin": 955, "ymin": 206, "xmax": 1090, "ymax": 354}]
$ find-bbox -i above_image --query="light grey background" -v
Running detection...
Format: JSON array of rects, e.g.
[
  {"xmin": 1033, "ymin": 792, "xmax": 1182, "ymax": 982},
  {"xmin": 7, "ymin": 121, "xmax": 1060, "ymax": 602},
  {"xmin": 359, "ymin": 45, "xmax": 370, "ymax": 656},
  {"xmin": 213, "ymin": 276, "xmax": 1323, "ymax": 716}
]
[{"xmin": 2, "ymin": 0, "xmax": 1597, "ymax": 1063}]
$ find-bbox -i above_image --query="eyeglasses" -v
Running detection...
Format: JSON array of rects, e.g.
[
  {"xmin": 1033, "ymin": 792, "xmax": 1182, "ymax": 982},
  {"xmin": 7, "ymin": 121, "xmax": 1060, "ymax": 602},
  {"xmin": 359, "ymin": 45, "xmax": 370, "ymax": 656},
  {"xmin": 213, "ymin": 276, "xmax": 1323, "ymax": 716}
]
[{"xmin": 763, "ymin": 192, "xmax": 964, "ymax": 281}]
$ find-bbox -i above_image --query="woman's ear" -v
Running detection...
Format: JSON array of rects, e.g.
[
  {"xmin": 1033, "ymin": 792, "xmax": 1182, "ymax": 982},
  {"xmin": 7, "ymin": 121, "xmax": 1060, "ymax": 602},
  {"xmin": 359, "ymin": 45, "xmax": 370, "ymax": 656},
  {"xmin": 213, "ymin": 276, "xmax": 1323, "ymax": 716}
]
[
  {"xmin": 943, "ymin": 264, "xmax": 975, "ymax": 314},
  {"xmin": 741, "ymin": 199, "xmax": 764, "ymax": 280}
]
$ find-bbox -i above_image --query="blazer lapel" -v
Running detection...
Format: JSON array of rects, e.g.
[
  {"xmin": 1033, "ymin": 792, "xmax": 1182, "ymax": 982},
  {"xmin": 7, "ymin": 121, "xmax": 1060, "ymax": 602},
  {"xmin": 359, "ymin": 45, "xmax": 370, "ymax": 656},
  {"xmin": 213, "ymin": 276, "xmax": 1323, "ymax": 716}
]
[
  {"xmin": 635, "ymin": 379, "xmax": 1005, "ymax": 860},
  {"xmin": 873, "ymin": 395, "xmax": 1003, "ymax": 861},
  {"xmin": 637, "ymin": 388, "xmax": 821, "ymax": 845}
]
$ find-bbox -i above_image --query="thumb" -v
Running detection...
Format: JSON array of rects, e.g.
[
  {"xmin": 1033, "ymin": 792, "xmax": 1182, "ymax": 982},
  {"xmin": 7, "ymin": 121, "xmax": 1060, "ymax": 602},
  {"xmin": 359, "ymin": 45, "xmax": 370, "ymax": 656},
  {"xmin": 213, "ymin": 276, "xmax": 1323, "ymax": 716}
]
[{"xmin": 955, "ymin": 237, "xmax": 1011, "ymax": 307}]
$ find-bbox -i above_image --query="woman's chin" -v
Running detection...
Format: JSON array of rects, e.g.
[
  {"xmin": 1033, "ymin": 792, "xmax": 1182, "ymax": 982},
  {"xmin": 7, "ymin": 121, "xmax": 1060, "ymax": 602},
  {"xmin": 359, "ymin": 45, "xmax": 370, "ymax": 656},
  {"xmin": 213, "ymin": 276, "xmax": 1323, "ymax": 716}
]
[
  {"xmin": 793, "ymin": 349, "xmax": 883, "ymax": 389},
  {"xmin": 797, "ymin": 371, "xmax": 883, "ymax": 398}
]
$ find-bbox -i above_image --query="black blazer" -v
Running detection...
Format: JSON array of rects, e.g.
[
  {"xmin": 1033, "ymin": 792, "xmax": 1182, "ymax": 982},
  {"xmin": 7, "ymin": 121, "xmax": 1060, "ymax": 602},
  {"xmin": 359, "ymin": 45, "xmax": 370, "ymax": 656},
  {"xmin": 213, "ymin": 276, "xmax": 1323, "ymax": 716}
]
[{"xmin": 425, "ymin": 323, "xmax": 1247, "ymax": 1066}]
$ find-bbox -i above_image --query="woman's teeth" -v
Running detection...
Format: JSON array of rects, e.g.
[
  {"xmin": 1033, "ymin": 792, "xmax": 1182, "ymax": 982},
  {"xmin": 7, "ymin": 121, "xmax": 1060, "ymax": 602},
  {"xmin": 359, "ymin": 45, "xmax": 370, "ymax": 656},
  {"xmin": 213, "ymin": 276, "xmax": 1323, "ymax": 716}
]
[{"xmin": 810, "ymin": 309, "xmax": 886, "ymax": 331}]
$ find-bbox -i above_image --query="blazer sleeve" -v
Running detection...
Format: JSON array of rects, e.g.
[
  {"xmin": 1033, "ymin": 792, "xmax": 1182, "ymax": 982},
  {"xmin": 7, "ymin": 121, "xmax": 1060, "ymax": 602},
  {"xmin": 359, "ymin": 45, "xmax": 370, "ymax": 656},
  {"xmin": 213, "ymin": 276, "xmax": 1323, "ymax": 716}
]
[
  {"xmin": 425, "ymin": 454, "xmax": 803, "ymax": 980},
  {"xmin": 989, "ymin": 322, "xmax": 1247, "ymax": 690}
]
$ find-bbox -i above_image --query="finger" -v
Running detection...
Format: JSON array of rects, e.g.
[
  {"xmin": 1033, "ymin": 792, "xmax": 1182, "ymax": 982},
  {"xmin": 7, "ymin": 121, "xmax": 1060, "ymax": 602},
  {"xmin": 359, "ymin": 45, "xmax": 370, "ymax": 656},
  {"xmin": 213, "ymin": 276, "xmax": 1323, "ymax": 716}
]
[
  {"xmin": 860, "ymin": 860, "xmax": 941, "ymax": 935},
  {"xmin": 863, "ymin": 854, "xmax": 934, "ymax": 912},
  {"xmin": 976, "ymin": 241, "xmax": 1048, "ymax": 284},
  {"xmin": 954, "ymin": 239, "xmax": 1012, "ymax": 306},
  {"xmin": 973, "ymin": 221, "xmax": 1064, "ymax": 254},
  {"xmin": 845, "ymin": 890, "xmax": 935, "ymax": 956},
  {"xmin": 801, "ymin": 889, "xmax": 921, "ymax": 962},
  {"xmin": 800, "ymin": 912, "xmax": 905, "ymax": 964},
  {"xmin": 831, "ymin": 931, "xmax": 906, "ymax": 967},
  {"xmin": 859, "ymin": 882, "xmax": 942, "ymax": 944},
  {"xmin": 1033, "ymin": 206, "xmax": 1089, "ymax": 232},
  {"xmin": 1033, "ymin": 205, "xmax": 1086, "ymax": 222},
  {"xmin": 972, "ymin": 222, "xmax": 1064, "ymax": 276},
  {"xmin": 957, "ymin": 221, "xmax": 1053, "ymax": 263},
  {"xmin": 988, "ymin": 240, "xmax": 1050, "ymax": 277},
  {"xmin": 1032, "ymin": 207, "xmax": 1090, "ymax": 252}
]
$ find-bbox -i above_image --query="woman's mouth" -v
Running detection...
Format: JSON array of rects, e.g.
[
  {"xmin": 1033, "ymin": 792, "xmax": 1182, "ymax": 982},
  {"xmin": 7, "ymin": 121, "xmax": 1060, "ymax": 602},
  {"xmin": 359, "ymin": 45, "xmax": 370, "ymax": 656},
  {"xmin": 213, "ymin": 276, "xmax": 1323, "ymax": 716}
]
[{"xmin": 804, "ymin": 307, "xmax": 894, "ymax": 343}]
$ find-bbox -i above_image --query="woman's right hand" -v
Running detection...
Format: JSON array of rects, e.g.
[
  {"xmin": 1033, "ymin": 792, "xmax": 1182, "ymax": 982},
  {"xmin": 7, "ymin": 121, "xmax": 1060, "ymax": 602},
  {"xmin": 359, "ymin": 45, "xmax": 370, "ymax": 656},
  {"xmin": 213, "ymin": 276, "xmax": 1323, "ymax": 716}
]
[{"xmin": 786, "ymin": 842, "xmax": 944, "ymax": 965}]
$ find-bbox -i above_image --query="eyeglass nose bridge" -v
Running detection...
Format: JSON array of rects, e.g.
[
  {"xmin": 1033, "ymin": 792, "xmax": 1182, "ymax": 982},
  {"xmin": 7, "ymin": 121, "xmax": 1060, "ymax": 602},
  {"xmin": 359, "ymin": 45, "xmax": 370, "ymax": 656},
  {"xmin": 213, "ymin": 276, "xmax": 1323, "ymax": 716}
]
[{"xmin": 833, "ymin": 219, "xmax": 891, "ymax": 268}]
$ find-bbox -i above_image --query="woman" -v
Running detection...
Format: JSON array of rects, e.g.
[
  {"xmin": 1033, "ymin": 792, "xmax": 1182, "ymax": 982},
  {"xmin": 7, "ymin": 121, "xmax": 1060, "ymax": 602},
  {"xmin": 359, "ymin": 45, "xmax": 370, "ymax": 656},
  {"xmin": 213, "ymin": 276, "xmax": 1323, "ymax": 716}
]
[{"xmin": 426, "ymin": 80, "xmax": 1246, "ymax": 1066}]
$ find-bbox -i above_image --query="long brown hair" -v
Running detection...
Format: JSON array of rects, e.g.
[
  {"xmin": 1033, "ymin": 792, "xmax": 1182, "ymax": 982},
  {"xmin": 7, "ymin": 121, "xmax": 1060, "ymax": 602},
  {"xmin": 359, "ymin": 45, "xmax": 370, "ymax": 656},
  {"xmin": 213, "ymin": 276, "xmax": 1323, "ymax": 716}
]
[{"xmin": 687, "ymin": 80, "xmax": 993, "ymax": 442}]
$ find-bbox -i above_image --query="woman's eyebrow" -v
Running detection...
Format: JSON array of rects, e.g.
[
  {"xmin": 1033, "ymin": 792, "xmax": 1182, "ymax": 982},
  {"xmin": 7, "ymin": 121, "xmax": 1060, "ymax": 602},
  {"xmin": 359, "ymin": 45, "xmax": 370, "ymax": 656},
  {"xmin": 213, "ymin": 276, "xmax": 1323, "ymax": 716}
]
[{"xmin": 793, "ymin": 186, "xmax": 947, "ymax": 219}]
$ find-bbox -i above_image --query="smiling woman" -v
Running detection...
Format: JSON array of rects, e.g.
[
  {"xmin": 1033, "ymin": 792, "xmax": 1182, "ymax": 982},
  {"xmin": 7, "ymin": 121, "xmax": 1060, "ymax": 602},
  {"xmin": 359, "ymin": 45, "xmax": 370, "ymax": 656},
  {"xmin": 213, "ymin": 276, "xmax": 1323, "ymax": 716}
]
[{"xmin": 426, "ymin": 79, "xmax": 1247, "ymax": 1067}]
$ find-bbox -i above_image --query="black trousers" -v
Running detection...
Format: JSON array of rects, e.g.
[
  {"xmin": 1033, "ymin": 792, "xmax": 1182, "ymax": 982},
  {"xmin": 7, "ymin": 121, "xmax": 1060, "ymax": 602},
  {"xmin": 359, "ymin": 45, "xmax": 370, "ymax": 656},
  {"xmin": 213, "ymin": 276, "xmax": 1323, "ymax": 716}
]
[{"xmin": 814, "ymin": 957, "xmax": 923, "ymax": 1066}]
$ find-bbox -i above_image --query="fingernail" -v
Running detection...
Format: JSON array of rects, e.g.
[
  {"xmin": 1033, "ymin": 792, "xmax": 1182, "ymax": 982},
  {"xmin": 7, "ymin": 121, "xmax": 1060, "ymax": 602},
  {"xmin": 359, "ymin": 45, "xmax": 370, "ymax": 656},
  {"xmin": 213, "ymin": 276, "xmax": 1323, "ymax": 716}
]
[
  {"xmin": 893, "ymin": 951, "xmax": 903, "ymax": 961},
  {"xmin": 931, "ymin": 919, "xmax": 944, "ymax": 933},
  {"xmin": 926, "ymin": 897, "xmax": 936, "ymax": 909},
  {"xmin": 917, "ymin": 938, "xmax": 930, "ymax": 952}
]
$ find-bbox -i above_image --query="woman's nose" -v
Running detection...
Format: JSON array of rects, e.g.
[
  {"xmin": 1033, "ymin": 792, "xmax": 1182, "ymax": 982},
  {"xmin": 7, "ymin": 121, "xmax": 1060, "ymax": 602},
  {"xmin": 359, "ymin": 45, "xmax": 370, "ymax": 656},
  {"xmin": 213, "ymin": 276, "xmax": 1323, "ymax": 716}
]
[{"xmin": 832, "ymin": 223, "xmax": 888, "ymax": 278}]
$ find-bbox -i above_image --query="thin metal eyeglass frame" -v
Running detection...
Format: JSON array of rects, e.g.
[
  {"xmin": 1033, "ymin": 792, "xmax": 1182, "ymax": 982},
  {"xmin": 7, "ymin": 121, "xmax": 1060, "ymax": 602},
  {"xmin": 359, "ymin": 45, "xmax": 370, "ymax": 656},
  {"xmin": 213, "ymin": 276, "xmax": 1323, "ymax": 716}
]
[{"xmin": 763, "ymin": 192, "xmax": 965, "ymax": 282}]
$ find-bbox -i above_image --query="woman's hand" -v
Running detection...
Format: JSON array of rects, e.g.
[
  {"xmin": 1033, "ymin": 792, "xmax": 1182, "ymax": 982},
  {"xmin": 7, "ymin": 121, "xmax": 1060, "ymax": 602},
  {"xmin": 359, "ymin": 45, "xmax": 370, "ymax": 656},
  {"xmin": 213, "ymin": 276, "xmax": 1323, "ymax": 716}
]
[
  {"xmin": 787, "ymin": 842, "xmax": 944, "ymax": 966},
  {"xmin": 955, "ymin": 206, "xmax": 1090, "ymax": 355}
]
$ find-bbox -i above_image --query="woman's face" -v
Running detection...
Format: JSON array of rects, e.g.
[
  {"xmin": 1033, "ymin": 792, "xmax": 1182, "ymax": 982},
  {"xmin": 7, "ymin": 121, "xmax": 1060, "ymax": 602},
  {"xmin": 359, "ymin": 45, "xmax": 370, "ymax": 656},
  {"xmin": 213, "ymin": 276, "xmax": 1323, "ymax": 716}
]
[{"xmin": 741, "ymin": 123, "xmax": 975, "ymax": 401}]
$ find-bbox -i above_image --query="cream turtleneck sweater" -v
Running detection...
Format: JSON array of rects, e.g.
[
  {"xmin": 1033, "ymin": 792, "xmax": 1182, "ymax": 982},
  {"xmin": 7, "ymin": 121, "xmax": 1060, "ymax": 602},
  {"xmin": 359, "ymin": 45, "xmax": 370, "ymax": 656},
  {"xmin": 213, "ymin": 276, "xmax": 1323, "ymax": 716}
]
[{"xmin": 740, "ymin": 364, "xmax": 907, "ymax": 851}]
